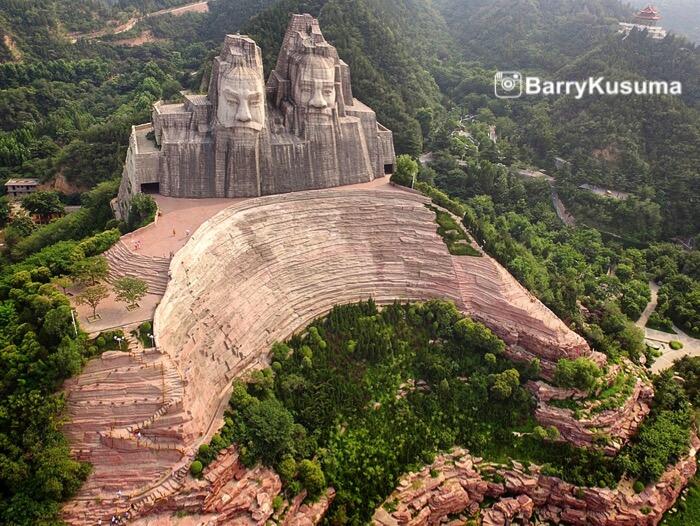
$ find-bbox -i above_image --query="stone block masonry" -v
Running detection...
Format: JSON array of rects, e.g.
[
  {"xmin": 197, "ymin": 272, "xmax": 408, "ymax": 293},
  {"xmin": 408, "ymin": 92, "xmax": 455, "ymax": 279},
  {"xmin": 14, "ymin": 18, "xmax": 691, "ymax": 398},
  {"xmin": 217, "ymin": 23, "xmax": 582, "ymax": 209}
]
[{"xmin": 115, "ymin": 14, "xmax": 395, "ymax": 218}]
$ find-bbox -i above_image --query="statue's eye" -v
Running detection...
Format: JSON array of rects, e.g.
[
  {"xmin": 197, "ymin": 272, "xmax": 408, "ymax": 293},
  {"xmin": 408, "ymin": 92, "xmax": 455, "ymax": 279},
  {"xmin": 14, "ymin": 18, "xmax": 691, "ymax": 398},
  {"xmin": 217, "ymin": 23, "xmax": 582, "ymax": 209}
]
[
  {"xmin": 302, "ymin": 87, "xmax": 312, "ymax": 94},
  {"xmin": 324, "ymin": 89, "xmax": 333, "ymax": 96}
]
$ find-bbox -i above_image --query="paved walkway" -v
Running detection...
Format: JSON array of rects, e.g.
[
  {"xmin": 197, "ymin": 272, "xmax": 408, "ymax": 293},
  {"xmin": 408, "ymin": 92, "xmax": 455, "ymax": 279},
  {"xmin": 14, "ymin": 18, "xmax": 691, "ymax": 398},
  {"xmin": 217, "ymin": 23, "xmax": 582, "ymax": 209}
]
[
  {"xmin": 636, "ymin": 281, "xmax": 659, "ymax": 329},
  {"xmin": 124, "ymin": 196, "xmax": 241, "ymax": 258},
  {"xmin": 73, "ymin": 289, "xmax": 161, "ymax": 337},
  {"xmin": 633, "ymin": 281, "xmax": 700, "ymax": 372}
]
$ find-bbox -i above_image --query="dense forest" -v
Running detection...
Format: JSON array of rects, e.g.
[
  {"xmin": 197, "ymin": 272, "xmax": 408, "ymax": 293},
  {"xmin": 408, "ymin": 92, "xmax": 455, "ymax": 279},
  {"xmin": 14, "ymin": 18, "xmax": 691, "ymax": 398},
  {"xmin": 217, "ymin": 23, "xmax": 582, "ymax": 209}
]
[
  {"xmin": 0, "ymin": 0, "xmax": 698, "ymax": 523},
  {"xmin": 192, "ymin": 300, "xmax": 695, "ymax": 524}
]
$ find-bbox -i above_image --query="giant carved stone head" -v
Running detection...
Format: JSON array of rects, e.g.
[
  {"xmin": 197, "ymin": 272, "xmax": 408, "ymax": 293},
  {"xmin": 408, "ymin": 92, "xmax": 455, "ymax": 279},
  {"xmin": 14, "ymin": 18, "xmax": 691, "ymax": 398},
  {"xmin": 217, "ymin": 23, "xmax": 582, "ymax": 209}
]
[
  {"xmin": 217, "ymin": 66, "xmax": 265, "ymax": 130},
  {"xmin": 214, "ymin": 36, "xmax": 266, "ymax": 132},
  {"xmin": 290, "ymin": 51, "xmax": 336, "ymax": 122}
]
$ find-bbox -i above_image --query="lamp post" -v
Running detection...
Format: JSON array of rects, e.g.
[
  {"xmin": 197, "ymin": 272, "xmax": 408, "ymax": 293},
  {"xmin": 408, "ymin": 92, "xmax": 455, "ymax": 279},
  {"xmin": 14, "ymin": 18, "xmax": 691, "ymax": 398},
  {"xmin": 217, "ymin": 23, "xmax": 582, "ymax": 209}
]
[
  {"xmin": 148, "ymin": 333, "xmax": 155, "ymax": 349},
  {"xmin": 114, "ymin": 335, "xmax": 125, "ymax": 351},
  {"xmin": 70, "ymin": 309, "xmax": 78, "ymax": 337}
]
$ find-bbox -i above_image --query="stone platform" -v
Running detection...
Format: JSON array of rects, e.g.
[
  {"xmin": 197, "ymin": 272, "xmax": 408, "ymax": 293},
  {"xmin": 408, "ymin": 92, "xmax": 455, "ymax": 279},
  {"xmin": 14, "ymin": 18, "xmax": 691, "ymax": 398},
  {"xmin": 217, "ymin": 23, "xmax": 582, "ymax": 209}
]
[{"xmin": 63, "ymin": 185, "xmax": 595, "ymax": 524}]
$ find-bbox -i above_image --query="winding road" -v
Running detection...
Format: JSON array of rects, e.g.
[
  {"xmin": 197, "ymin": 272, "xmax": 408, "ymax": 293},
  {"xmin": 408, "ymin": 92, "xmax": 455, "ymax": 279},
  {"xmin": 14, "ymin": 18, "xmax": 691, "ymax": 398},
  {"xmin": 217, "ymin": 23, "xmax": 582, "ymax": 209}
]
[{"xmin": 69, "ymin": 1, "xmax": 209, "ymax": 43}]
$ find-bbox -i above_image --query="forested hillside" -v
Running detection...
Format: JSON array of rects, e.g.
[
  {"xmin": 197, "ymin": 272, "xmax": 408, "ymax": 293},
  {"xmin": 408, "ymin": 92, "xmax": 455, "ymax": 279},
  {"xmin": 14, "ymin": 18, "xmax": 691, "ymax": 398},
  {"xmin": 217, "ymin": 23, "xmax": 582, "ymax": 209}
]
[
  {"xmin": 430, "ymin": 0, "xmax": 700, "ymax": 239},
  {"xmin": 0, "ymin": 0, "xmax": 699, "ymax": 523},
  {"xmin": 434, "ymin": 0, "xmax": 631, "ymax": 70}
]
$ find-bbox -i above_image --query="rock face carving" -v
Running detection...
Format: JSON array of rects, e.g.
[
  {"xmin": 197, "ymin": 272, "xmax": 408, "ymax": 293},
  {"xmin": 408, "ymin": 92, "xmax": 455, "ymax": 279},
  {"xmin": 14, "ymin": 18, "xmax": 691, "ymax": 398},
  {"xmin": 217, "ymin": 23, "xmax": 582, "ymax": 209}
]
[
  {"xmin": 62, "ymin": 186, "xmax": 595, "ymax": 524},
  {"xmin": 116, "ymin": 14, "xmax": 395, "ymax": 215}
]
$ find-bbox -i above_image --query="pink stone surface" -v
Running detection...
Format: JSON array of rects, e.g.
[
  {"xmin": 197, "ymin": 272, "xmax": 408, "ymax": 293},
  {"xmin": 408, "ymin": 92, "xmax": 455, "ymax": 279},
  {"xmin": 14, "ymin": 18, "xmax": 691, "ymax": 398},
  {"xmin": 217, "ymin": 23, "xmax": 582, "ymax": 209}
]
[
  {"xmin": 63, "ymin": 185, "xmax": 594, "ymax": 523},
  {"xmin": 374, "ymin": 441, "xmax": 699, "ymax": 526}
]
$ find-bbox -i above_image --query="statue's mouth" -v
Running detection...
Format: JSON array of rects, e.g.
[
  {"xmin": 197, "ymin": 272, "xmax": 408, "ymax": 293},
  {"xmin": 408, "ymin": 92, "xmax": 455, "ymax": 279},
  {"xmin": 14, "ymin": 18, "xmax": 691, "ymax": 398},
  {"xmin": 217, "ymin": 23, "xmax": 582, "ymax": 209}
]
[
  {"xmin": 230, "ymin": 121, "xmax": 264, "ymax": 131},
  {"xmin": 306, "ymin": 110, "xmax": 333, "ymax": 123}
]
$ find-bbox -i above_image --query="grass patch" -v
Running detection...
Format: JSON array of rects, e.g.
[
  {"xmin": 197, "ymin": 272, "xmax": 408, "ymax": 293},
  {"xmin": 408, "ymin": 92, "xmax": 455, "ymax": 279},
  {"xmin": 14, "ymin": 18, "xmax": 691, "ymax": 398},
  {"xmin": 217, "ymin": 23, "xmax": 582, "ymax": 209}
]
[
  {"xmin": 546, "ymin": 372, "xmax": 636, "ymax": 418},
  {"xmin": 670, "ymin": 341, "xmax": 684, "ymax": 350},
  {"xmin": 427, "ymin": 205, "xmax": 481, "ymax": 257}
]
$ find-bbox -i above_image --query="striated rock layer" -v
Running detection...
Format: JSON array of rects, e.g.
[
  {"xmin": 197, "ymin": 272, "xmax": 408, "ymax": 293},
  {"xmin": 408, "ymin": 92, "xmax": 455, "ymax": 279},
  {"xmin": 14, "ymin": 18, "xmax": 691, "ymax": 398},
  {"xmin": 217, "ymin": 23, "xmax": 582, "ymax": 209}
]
[
  {"xmin": 375, "ymin": 442, "xmax": 699, "ymax": 526},
  {"xmin": 63, "ymin": 185, "xmax": 593, "ymax": 523},
  {"xmin": 528, "ymin": 366, "xmax": 654, "ymax": 455},
  {"xmin": 129, "ymin": 446, "xmax": 335, "ymax": 525},
  {"xmin": 155, "ymin": 186, "xmax": 592, "ymax": 449}
]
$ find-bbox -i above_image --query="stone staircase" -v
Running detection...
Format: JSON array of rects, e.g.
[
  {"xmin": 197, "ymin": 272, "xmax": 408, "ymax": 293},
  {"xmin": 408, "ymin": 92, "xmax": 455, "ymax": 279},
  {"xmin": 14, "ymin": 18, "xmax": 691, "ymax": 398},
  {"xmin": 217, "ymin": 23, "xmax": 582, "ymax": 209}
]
[{"xmin": 104, "ymin": 240, "xmax": 171, "ymax": 295}]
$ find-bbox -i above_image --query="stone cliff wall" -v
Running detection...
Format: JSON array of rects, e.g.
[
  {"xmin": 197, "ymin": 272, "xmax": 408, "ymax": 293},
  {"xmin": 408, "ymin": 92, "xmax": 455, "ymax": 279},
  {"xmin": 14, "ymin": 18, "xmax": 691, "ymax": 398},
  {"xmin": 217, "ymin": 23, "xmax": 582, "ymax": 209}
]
[
  {"xmin": 374, "ymin": 443, "xmax": 699, "ymax": 526},
  {"xmin": 66, "ymin": 186, "xmax": 594, "ymax": 524}
]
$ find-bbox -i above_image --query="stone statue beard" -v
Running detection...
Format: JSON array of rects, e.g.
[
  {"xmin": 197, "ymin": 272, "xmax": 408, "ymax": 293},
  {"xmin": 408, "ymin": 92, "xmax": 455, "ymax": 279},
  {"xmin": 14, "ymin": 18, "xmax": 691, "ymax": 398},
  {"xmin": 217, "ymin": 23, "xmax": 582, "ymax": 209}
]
[
  {"xmin": 291, "ymin": 55, "xmax": 336, "ymax": 123},
  {"xmin": 217, "ymin": 67, "xmax": 265, "ymax": 132}
]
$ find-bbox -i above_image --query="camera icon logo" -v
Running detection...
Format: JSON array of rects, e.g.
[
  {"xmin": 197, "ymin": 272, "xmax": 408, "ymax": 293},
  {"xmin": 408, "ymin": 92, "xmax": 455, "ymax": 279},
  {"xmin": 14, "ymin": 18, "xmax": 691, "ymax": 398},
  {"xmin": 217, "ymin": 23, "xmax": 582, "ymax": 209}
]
[{"xmin": 494, "ymin": 71, "xmax": 523, "ymax": 99}]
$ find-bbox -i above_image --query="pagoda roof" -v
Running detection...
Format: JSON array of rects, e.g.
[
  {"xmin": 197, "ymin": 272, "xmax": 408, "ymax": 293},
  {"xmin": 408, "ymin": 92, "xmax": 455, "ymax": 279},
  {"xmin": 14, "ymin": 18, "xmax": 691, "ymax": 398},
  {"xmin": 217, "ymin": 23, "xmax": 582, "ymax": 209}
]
[{"xmin": 636, "ymin": 6, "xmax": 661, "ymax": 19}]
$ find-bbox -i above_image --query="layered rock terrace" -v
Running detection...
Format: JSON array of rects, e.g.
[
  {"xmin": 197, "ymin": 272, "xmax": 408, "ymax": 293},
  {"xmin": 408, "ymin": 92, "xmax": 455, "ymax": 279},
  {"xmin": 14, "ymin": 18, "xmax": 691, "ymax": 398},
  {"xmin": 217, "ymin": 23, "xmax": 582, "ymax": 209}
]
[{"xmin": 64, "ymin": 185, "xmax": 599, "ymax": 523}]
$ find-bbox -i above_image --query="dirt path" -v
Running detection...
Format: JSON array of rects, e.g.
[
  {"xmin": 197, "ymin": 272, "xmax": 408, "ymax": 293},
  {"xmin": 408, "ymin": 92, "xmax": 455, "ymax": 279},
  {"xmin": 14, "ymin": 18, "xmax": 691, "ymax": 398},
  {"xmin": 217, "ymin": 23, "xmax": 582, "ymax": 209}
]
[
  {"xmin": 636, "ymin": 281, "xmax": 659, "ymax": 329},
  {"xmin": 69, "ymin": 0, "xmax": 209, "ymax": 42}
]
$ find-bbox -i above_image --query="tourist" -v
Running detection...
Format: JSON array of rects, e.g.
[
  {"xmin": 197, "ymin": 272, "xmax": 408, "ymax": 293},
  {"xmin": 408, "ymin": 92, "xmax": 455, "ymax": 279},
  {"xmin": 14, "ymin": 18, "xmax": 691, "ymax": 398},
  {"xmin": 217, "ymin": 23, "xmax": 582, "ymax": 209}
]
[{"xmin": 172, "ymin": 228, "xmax": 176, "ymax": 237}]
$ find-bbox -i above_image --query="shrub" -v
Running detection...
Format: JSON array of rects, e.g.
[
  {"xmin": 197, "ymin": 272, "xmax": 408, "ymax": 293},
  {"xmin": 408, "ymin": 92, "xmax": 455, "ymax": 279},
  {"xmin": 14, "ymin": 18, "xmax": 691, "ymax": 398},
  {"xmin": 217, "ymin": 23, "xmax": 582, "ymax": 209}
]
[
  {"xmin": 298, "ymin": 459, "xmax": 326, "ymax": 498},
  {"xmin": 670, "ymin": 341, "xmax": 684, "ymax": 350},
  {"xmin": 78, "ymin": 229, "xmax": 120, "ymax": 256},
  {"xmin": 276, "ymin": 455, "xmax": 297, "ymax": 482},
  {"xmin": 633, "ymin": 480, "xmax": 645, "ymax": 493},
  {"xmin": 190, "ymin": 460, "xmax": 203, "ymax": 477},
  {"xmin": 554, "ymin": 358, "xmax": 602, "ymax": 391},
  {"xmin": 139, "ymin": 321, "xmax": 152, "ymax": 336},
  {"xmin": 127, "ymin": 193, "xmax": 157, "ymax": 231},
  {"xmin": 272, "ymin": 494, "xmax": 284, "ymax": 512},
  {"xmin": 390, "ymin": 154, "xmax": 419, "ymax": 187}
]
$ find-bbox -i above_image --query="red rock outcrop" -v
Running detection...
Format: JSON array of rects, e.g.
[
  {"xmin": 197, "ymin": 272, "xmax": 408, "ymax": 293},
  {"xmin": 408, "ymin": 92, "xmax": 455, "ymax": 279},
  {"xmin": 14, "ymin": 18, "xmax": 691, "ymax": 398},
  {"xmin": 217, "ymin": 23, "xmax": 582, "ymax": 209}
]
[
  {"xmin": 130, "ymin": 447, "xmax": 334, "ymax": 526},
  {"xmin": 527, "ymin": 363, "xmax": 654, "ymax": 455},
  {"xmin": 64, "ymin": 185, "xmax": 594, "ymax": 522},
  {"xmin": 374, "ymin": 440, "xmax": 699, "ymax": 526}
]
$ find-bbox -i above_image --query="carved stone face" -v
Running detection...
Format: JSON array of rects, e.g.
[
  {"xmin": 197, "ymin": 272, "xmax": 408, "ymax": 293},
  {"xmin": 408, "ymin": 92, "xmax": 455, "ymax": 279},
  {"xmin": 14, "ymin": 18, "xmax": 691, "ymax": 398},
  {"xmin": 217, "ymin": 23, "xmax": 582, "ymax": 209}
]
[
  {"xmin": 291, "ymin": 54, "xmax": 336, "ymax": 122},
  {"xmin": 217, "ymin": 67, "xmax": 265, "ymax": 131}
]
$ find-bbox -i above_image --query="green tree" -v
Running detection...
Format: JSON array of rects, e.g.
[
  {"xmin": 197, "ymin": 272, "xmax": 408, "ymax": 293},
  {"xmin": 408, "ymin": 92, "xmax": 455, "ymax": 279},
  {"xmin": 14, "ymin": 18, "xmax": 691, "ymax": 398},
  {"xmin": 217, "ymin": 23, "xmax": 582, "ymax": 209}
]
[
  {"xmin": 113, "ymin": 276, "xmax": 148, "ymax": 310},
  {"xmin": 22, "ymin": 191, "xmax": 64, "ymax": 217},
  {"xmin": 127, "ymin": 194, "xmax": 157, "ymax": 231},
  {"xmin": 554, "ymin": 358, "xmax": 602, "ymax": 392},
  {"xmin": 298, "ymin": 459, "xmax": 326, "ymax": 498},
  {"xmin": 489, "ymin": 369, "xmax": 520, "ymax": 400},
  {"xmin": 72, "ymin": 256, "xmax": 108, "ymax": 286},
  {"xmin": 76, "ymin": 284, "xmax": 109, "ymax": 319},
  {"xmin": 391, "ymin": 154, "xmax": 419, "ymax": 187},
  {"xmin": 51, "ymin": 276, "xmax": 73, "ymax": 294},
  {"xmin": 0, "ymin": 195, "xmax": 10, "ymax": 226}
]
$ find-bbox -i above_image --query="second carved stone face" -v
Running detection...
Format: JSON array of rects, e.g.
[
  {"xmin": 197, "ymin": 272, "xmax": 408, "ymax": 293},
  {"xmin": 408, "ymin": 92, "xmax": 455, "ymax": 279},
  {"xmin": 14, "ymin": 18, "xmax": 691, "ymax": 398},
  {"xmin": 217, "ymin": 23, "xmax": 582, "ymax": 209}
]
[
  {"xmin": 217, "ymin": 67, "xmax": 265, "ymax": 131},
  {"xmin": 292, "ymin": 54, "xmax": 336, "ymax": 122}
]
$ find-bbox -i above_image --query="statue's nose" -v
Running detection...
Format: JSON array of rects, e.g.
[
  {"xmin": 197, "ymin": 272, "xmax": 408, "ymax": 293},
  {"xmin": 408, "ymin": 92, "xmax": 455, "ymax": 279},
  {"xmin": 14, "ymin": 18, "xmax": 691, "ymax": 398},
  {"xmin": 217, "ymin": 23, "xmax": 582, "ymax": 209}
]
[
  {"xmin": 309, "ymin": 87, "xmax": 327, "ymax": 109},
  {"xmin": 236, "ymin": 101, "xmax": 252, "ymax": 122}
]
